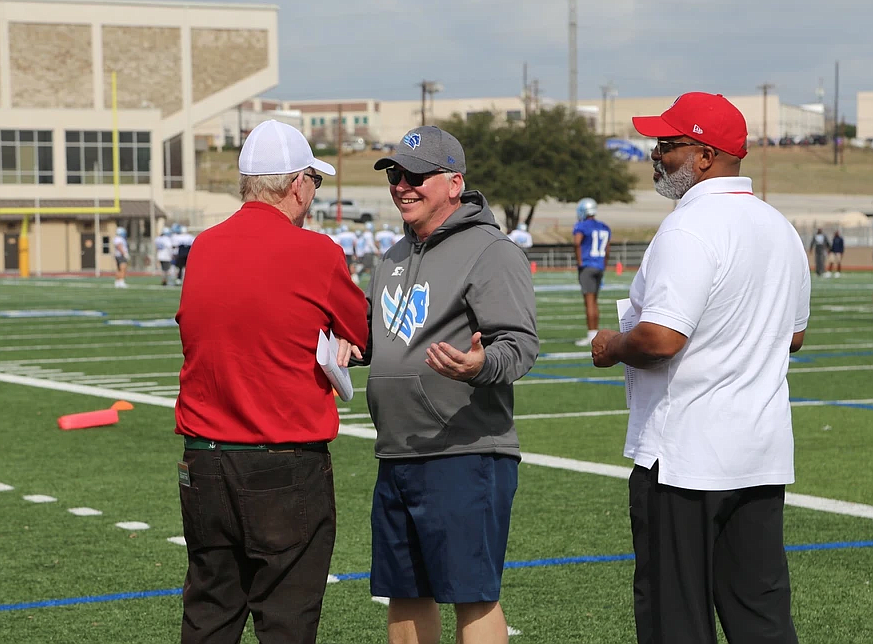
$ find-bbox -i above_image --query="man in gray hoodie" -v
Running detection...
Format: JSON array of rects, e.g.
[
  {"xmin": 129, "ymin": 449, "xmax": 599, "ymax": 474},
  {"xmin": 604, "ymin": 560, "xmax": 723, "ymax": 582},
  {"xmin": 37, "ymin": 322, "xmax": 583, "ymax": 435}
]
[{"xmin": 357, "ymin": 126, "xmax": 538, "ymax": 644}]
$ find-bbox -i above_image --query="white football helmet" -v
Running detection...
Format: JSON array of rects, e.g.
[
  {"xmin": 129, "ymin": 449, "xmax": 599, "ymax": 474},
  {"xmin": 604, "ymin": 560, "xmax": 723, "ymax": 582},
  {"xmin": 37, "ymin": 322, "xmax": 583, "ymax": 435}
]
[
  {"xmin": 116, "ymin": 226, "xmax": 127, "ymax": 238},
  {"xmin": 518, "ymin": 223, "xmax": 528, "ymax": 232},
  {"xmin": 576, "ymin": 198, "xmax": 598, "ymax": 220}
]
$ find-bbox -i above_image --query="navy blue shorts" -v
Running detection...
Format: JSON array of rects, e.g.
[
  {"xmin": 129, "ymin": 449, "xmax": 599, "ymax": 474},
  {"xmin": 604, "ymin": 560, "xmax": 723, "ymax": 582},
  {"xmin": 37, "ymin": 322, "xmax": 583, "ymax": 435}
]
[{"xmin": 370, "ymin": 454, "xmax": 518, "ymax": 604}]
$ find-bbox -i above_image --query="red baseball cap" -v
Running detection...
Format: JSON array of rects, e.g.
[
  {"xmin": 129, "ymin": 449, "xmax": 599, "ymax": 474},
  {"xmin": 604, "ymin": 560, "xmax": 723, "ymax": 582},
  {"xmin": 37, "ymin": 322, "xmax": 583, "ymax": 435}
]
[{"xmin": 632, "ymin": 92, "xmax": 748, "ymax": 159}]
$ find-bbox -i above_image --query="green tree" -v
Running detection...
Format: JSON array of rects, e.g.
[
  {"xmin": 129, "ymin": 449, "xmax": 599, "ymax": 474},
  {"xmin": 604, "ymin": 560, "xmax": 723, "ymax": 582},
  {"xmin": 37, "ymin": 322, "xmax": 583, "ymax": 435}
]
[{"xmin": 440, "ymin": 106, "xmax": 636, "ymax": 230}]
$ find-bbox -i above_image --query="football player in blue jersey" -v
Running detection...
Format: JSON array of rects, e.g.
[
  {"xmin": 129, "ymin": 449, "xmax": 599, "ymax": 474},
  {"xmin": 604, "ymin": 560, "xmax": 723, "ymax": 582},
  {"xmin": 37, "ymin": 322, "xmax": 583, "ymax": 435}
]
[{"xmin": 573, "ymin": 197, "xmax": 611, "ymax": 346}]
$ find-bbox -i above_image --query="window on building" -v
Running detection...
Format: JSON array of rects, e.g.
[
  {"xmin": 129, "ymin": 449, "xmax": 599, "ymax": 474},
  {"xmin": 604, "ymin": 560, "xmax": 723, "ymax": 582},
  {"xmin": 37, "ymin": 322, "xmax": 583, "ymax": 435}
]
[
  {"xmin": 354, "ymin": 116, "xmax": 360, "ymax": 125},
  {"xmin": 506, "ymin": 110, "xmax": 523, "ymax": 122},
  {"xmin": 65, "ymin": 130, "xmax": 150, "ymax": 185},
  {"xmin": 311, "ymin": 117, "xmax": 318, "ymax": 126},
  {"xmin": 363, "ymin": 116, "xmax": 369, "ymax": 125},
  {"xmin": 0, "ymin": 130, "xmax": 53, "ymax": 185},
  {"xmin": 163, "ymin": 135, "xmax": 183, "ymax": 189}
]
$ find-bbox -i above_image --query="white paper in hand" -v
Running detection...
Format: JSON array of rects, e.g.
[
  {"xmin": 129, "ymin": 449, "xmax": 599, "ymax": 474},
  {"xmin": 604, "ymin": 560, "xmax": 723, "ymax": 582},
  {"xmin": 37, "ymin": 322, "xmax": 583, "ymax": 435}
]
[
  {"xmin": 316, "ymin": 330, "xmax": 354, "ymax": 402},
  {"xmin": 616, "ymin": 299, "xmax": 639, "ymax": 408}
]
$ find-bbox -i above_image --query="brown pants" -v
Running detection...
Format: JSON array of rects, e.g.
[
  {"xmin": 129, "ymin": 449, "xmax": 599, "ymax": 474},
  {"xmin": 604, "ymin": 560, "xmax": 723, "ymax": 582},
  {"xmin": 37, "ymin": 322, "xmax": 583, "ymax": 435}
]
[{"xmin": 179, "ymin": 446, "xmax": 336, "ymax": 644}]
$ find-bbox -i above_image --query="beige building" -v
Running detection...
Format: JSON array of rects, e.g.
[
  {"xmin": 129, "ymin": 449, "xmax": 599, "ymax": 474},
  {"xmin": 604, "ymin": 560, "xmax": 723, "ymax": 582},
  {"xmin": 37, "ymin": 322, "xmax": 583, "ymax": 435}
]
[
  {"xmin": 263, "ymin": 93, "xmax": 823, "ymax": 147},
  {"xmin": 0, "ymin": 0, "xmax": 278, "ymax": 273},
  {"xmin": 858, "ymin": 91, "xmax": 873, "ymax": 141}
]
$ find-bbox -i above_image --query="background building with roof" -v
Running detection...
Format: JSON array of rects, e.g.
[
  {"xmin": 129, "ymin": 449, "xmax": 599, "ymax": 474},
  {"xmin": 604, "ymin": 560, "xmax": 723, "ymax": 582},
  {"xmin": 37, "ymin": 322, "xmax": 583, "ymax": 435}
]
[{"xmin": 0, "ymin": 0, "xmax": 278, "ymax": 273}]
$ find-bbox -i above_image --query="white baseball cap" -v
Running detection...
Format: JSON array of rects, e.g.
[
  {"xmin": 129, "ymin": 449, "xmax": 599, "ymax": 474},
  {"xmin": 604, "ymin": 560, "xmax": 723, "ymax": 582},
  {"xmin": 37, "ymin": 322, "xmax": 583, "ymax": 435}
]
[{"xmin": 238, "ymin": 120, "xmax": 336, "ymax": 176}]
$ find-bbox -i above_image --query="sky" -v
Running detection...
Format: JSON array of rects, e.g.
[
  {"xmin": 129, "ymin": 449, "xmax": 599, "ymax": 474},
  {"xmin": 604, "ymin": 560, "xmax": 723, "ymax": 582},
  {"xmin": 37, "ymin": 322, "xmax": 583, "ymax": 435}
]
[{"xmin": 239, "ymin": 0, "xmax": 872, "ymax": 123}]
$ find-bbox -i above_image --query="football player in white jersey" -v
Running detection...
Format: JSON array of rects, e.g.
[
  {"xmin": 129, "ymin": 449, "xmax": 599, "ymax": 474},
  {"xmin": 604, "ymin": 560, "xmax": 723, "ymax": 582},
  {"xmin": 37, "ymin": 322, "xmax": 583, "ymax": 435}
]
[
  {"xmin": 114, "ymin": 226, "xmax": 130, "ymax": 288},
  {"xmin": 392, "ymin": 225, "xmax": 404, "ymax": 246},
  {"xmin": 375, "ymin": 223, "xmax": 395, "ymax": 256},
  {"xmin": 155, "ymin": 226, "xmax": 174, "ymax": 285},
  {"xmin": 508, "ymin": 222, "xmax": 533, "ymax": 249},
  {"xmin": 336, "ymin": 225, "xmax": 358, "ymax": 282}
]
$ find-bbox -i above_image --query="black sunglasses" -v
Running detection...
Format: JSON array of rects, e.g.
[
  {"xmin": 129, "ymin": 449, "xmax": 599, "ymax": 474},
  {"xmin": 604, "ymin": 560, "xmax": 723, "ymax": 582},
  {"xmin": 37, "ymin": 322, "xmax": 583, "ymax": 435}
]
[
  {"xmin": 654, "ymin": 139, "xmax": 718, "ymax": 156},
  {"xmin": 386, "ymin": 167, "xmax": 451, "ymax": 187},
  {"xmin": 303, "ymin": 172, "xmax": 323, "ymax": 189}
]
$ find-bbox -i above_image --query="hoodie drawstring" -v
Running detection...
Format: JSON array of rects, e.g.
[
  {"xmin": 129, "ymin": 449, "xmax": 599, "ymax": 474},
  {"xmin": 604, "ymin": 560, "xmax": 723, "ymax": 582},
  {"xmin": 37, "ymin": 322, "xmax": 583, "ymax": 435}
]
[{"xmin": 385, "ymin": 241, "xmax": 425, "ymax": 341}]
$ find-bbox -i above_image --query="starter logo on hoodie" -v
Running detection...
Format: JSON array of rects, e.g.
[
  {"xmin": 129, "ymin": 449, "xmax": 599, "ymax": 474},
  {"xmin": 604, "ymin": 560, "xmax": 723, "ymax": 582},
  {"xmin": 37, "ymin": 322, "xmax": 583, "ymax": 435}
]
[{"xmin": 381, "ymin": 282, "xmax": 430, "ymax": 345}]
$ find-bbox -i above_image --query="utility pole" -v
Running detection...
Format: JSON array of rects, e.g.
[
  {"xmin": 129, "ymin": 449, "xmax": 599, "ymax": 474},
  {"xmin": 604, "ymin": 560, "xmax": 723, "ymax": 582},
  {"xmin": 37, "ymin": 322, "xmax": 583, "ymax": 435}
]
[
  {"xmin": 758, "ymin": 82, "xmax": 774, "ymax": 202},
  {"xmin": 417, "ymin": 80, "xmax": 441, "ymax": 126},
  {"xmin": 420, "ymin": 80, "xmax": 427, "ymax": 126},
  {"xmin": 523, "ymin": 62, "xmax": 530, "ymax": 121},
  {"xmin": 599, "ymin": 82, "xmax": 616, "ymax": 136},
  {"xmin": 600, "ymin": 85, "xmax": 608, "ymax": 135},
  {"xmin": 833, "ymin": 61, "xmax": 840, "ymax": 166},
  {"xmin": 531, "ymin": 79, "xmax": 540, "ymax": 112},
  {"xmin": 568, "ymin": 0, "xmax": 577, "ymax": 116},
  {"xmin": 336, "ymin": 104, "xmax": 343, "ymax": 223}
]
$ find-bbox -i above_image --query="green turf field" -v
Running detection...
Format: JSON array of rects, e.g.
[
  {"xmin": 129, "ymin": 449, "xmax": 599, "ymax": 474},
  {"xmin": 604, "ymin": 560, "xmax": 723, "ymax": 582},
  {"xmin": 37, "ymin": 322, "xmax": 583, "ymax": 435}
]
[{"xmin": 0, "ymin": 271, "xmax": 871, "ymax": 643}]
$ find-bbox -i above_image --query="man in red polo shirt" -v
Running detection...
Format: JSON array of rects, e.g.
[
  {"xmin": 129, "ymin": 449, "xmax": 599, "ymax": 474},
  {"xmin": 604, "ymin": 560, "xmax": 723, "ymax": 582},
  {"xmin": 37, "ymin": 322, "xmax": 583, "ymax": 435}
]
[{"xmin": 175, "ymin": 119, "xmax": 368, "ymax": 644}]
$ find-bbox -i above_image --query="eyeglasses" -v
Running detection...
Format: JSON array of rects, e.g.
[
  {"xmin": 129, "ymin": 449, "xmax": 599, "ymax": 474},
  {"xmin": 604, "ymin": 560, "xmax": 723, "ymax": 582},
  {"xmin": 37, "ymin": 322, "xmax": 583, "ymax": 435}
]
[
  {"xmin": 386, "ymin": 167, "xmax": 451, "ymax": 187},
  {"xmin": 303, "ymin": 172, "xmax": 323, "ymax": 189},
  {"xmin": 654, "ymin": 140, "xmax": 718, "ymax": 156}
]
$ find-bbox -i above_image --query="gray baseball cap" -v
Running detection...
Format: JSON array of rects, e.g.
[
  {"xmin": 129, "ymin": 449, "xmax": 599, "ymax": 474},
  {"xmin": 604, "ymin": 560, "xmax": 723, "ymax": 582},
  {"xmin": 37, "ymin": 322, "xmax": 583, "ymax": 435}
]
[{"xmin": 374, "ymin": 126, "xmax": 466, "ymax": 175}]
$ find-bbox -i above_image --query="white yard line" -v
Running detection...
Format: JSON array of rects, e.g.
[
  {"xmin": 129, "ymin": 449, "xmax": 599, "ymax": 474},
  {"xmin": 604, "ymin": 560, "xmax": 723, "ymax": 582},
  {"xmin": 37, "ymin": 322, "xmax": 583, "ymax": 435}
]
[
  {"xmin": 3, "ymin": 375, "xmax": 872, "ymax": 521},
  {"xmin": 0, "ymin": 353, "xmax": 180, "ymax": 365},
  {"xmin": 0, "ymin": 329, "xmax": 176, "ymax": 341},
  {"xmin": 789, "ymin": 365, "xmax": 873, "ymax": 374},
  {"xmin": 0, "ymin": 340, "xmax": 180, "ymax": 353}
]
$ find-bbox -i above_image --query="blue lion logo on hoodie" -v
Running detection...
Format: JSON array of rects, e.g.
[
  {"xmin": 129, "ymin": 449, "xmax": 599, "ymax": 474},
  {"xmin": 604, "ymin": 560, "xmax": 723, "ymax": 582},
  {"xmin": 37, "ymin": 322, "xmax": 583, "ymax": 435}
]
[{"xmin": 381, "ymin": 283, "xmax": 430, "ymax": 345}]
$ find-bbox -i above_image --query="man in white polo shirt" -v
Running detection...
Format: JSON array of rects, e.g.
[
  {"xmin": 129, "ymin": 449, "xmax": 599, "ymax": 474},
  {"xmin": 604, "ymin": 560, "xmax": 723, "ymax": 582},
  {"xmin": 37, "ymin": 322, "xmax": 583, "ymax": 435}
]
[{"xmin": 591, "ymin": 93, "xmax": 810, "ymax": 644}]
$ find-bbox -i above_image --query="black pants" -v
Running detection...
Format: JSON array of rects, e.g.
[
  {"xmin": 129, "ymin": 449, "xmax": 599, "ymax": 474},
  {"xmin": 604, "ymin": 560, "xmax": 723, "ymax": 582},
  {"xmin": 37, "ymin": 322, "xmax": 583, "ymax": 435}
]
[
  {"xmin": 178, "ymin": 447, "xmax": 336, "ymax": 644},
  {"xmin": 629, "ymin": 462, "xmax": 798, "ymax": 644}
]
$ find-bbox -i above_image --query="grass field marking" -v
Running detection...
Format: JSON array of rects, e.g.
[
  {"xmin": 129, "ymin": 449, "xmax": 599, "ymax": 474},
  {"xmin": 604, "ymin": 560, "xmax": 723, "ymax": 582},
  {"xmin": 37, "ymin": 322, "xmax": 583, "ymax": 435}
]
[
  {"xmin": 23, "ymin": 495, "xmax": 57, "ymax": 503},
  {"xmin": 3, "ymin": 374, "xmax": 871, "ymax": 522},
  {"xmin": 0, "ymin": 340, "xmax": 180, "ymax": 353},
  {"xmin": 0, "ymin": 483, "xmax": 15, "ymax": 491},
  {"xmin": 0, "ymin": 353, "xmax": 181, "ymax": 366},
  {"xmin": 3, "ymin": 540, "xmax": 872, "ymax": 613},
  {"xmin": 0, "ymin": 373, "xmax": 176, "ymax": 408},
  {"xmin": 68, "ymin": 507, "xmax": 103, "ymax": 517},
  {"xmin": 784, "ymin": 495, "xmax": 873, "ymax": 520},
  {"xmin": 0, "ymin": 329, "xmax": 177, "ymax": 341},
  {"xmin": 515, "ymin": 410, "xmax": 631, "ymax": 420},
  {"xmin": 115, "ymin": 522, "xmax": 150, "ymax": 531},
  {"xmin": 789, "ymin": 365, "xmax": 873, "ymax": 374},
  {"xmin": 167, "ymin": 536, "xmax": 187, "ymax": 546}
]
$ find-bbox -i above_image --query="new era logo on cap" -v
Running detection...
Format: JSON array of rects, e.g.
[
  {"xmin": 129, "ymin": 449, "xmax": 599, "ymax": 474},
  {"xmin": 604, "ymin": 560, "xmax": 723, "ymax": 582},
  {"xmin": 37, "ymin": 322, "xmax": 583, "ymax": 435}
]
[{"xmin": 693, "ymin": 124, "xmax": 704, "ymax": 134}]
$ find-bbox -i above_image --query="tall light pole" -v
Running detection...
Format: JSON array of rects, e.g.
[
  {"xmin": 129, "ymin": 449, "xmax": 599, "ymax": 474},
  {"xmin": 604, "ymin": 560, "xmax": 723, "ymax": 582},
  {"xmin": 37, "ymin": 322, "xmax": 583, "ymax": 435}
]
[
  {"xmin": 418, "ymin": 80, "xmax": 441, "ymax": 126},
  {"xmin": 568, "ymin": 0, "xmax": 577, "ymax": 116},
  {"xmin": 833, "ymin": 61, "xmax": 840, "ymax": 166},
  {"xmin": 758, "ymin": 82, "xmax": 774, "ymax": 202}
]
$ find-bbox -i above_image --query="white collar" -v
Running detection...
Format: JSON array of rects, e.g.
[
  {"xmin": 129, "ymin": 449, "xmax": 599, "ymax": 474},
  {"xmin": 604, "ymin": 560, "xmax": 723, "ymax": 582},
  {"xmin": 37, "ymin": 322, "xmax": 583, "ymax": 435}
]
[{"xmin": 677, "ymin": 177, "xmax": 754, "ymax": 207}]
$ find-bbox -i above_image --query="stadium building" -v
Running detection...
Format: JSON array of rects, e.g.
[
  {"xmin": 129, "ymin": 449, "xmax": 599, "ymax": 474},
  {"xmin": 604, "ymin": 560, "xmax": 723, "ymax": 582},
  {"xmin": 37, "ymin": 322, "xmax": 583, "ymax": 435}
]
[{"xmin": 0, "ymin": 0, "xmax": 278, "ymax": 274}]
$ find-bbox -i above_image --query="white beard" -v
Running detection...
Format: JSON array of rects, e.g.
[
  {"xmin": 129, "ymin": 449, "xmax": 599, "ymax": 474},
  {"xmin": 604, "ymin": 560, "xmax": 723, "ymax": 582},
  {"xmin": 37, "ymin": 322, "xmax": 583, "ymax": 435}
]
[{"xmin": 654, "ymin": 156, "xmax": 696, "ymax": 200}]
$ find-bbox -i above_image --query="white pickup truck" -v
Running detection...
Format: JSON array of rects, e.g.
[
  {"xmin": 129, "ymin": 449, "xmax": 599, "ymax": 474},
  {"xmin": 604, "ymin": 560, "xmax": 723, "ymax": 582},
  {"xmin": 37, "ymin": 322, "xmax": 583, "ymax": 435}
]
[{"xmin": 311, "ymin": 199, "xmax": 378, "ymax": 223}]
